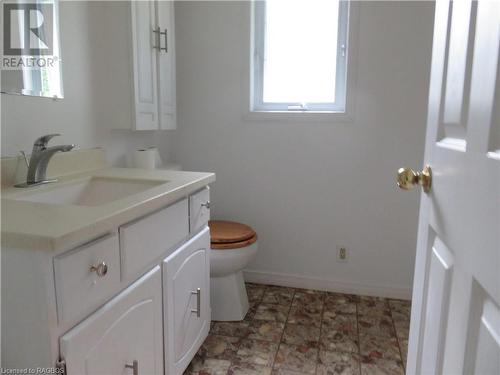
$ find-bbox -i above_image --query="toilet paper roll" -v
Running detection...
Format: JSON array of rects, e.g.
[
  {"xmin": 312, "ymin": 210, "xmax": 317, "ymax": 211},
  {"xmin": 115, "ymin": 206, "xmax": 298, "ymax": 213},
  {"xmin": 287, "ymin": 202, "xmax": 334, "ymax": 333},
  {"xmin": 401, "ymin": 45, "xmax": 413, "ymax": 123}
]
[{"xmin": 132, "ymin": 147, "xmax": 162, "ymax": 169}]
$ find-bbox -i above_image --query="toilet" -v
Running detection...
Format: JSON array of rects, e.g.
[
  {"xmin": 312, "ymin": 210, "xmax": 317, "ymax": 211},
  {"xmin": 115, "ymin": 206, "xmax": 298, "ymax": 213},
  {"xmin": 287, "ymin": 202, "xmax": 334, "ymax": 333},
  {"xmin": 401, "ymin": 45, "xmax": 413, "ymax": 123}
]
[{"xmin": 209, "ymin": 220, "xmax": 258, "ymax": 321}]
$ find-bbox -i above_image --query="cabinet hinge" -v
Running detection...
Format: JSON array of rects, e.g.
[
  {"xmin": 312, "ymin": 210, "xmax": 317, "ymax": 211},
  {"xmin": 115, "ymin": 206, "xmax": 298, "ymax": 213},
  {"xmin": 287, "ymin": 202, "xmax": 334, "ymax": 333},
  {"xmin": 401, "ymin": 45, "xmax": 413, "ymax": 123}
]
[{"xmin": 55, "ymin": 358, "xmax": 66, "ymax": 375}]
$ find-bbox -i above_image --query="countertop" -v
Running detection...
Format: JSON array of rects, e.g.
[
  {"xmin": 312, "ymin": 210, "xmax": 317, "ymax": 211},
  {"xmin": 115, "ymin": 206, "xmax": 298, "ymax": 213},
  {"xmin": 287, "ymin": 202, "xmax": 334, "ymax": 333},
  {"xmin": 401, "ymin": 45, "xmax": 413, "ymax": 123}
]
[{"xmin": 1, "ymin": 167, "xmax": 215, "ymax": 251}]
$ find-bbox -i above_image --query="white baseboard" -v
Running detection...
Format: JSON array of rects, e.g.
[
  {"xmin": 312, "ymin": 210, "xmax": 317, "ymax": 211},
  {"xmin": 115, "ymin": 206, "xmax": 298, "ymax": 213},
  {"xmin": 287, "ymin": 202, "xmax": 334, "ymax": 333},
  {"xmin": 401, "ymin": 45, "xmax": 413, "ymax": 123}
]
[{"xmin": 243, "ymin": 269, "xmax": 412, "ymax": 300}]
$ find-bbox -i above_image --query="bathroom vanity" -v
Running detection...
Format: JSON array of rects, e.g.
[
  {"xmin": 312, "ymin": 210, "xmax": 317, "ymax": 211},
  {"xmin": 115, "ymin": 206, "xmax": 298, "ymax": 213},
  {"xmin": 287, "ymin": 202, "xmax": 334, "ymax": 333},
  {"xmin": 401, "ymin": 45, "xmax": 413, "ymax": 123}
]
[{"xmin": 1, "ymin": 149, "xmax": 215, "ymax": 374}]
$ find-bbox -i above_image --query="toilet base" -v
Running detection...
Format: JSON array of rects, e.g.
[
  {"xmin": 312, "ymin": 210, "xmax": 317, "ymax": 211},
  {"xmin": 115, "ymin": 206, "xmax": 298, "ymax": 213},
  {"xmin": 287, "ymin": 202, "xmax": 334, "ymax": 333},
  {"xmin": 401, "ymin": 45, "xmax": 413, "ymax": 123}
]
[{"xmin": 210, "ymin": 271, "xmax": 249, "ymax": 321}]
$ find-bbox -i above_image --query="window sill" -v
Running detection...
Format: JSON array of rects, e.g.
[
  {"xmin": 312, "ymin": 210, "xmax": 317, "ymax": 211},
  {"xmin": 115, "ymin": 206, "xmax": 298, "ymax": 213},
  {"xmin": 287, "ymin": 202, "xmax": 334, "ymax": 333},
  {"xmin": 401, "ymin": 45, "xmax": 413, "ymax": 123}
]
[{"xmin": 243, "ymin": 110, "xmax": 353, "ymax": 123}]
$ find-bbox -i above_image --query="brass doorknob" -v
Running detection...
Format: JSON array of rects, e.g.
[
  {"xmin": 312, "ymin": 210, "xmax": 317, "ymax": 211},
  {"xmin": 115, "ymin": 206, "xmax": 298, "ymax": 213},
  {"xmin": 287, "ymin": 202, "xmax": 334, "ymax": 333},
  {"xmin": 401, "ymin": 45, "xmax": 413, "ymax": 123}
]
[{"xmin": 397, "ymin": 165, "xmax": 432, "ymax": 193}]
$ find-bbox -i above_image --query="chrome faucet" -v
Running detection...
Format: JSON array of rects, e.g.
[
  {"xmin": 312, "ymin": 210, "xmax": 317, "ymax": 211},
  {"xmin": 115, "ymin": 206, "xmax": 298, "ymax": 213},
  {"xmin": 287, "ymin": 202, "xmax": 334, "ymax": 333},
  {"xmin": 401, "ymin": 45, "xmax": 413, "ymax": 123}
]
[{"xmin": 15, "ymin": 134, "xmax": 75, "ymax": 188}]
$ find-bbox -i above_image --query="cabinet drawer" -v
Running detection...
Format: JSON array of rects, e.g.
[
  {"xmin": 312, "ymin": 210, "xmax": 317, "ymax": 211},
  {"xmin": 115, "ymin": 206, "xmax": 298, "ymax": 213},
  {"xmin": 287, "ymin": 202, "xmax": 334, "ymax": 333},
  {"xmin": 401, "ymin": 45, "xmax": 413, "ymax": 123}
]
[
  {"xmin": 54, "ymin": 233, "xmax": 120, "ymax": 325},
  {"xmin": 120, "ymin": 198, "xmax": 189, "ymax": 280},
  {"xmin": 190, "ymin": 187, "xmax": 210, "ymax": 234}
]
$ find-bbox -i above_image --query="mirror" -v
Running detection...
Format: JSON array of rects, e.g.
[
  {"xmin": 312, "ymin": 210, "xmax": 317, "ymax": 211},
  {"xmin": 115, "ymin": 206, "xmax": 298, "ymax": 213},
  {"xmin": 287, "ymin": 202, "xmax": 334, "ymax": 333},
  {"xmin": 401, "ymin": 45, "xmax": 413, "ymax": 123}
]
[{"xmin": 1, "ymin": 0, "xmax": 63, "ymax": 98}]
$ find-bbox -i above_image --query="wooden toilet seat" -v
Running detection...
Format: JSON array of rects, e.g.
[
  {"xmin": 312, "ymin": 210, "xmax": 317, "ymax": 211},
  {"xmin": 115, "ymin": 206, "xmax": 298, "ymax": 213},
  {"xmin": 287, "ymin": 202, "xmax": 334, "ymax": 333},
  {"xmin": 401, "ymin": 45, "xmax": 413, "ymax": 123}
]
[{"xmin": 209, "ymin": 220, "xmax": 258, "ymax": 250}]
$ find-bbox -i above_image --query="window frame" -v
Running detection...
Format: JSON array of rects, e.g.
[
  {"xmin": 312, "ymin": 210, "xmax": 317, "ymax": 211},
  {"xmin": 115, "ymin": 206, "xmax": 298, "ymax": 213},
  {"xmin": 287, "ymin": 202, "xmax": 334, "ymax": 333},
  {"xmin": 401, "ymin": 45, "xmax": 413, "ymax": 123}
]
[{"xmin": 251, "ymin": 0, "xmax": 350, "ymax": 113}]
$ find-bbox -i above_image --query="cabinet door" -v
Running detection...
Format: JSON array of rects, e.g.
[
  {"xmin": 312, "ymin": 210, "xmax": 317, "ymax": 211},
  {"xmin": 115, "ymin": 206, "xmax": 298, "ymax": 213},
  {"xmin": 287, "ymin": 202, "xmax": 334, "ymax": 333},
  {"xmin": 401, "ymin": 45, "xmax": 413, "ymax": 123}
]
[
  {"xmin": 157, "ymin": 0, "xmax": 177, "ymax": 130},
  {"xmin": 164, "ymin": 228, "xmax": 210, "ymax": 375},
  {"xmin": 60, "ymin": 267, "xmax": 163, "ymax": 375},
  {"xmin": 131, "ymin": 1, "xmax": 159, "ymax": 130}
]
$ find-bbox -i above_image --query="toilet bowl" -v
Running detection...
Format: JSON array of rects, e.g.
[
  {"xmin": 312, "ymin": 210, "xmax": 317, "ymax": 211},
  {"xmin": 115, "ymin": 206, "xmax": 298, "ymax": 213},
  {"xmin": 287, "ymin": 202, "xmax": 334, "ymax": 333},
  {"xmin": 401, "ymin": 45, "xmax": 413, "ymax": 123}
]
[{"xmin": 209, "ymin": 220, "xmax": 258, "ymax": 321}]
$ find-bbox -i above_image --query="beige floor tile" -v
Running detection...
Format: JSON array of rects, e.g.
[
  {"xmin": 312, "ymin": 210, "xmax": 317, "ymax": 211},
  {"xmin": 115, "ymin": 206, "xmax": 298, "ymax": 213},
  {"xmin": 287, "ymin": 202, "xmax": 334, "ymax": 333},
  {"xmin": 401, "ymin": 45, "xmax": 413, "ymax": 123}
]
[
  {"xmin": 248, "ymin": 320, "xmax": 285, "ymax": 342},
  {"xmin": 287, "ymin": 305, "xmax": 322, "ymax": 327},
  {"xmin": 358, "ymin": 314, "xmax": 396, "ymax": 338},
  {"xmin": 316, "ymin": 350, "xmax": 361, "ymax": 375},
  {"xmin": 184, "ymin": 356, "xmax": 232, "ymax": 375},
  {"xmin": 199, "ymin": 334, "xmax": 241, "ymax": 360},
  {"xmin": 272, "ymin": 368, "xmax": 314, "ymax": 375},
  {"xmin": 262, "ymin": 286, "xmax": 295, "ymax": 305},
  {"xmin": 322, "ymin": 312, "xmax": 357, "ymax": 332},
  {"xmin": 211, "ymin": 321, "xmax": 250, "ymax": 338},
  {"xmin": 359, "ymin": 333, "xmax": 401, "ymax": 361},
  {"xmin": 292, "ymin": 289, "xmax": 325, "ymax": 309},
  {"xmin": 189, "ymin": 285, "xmax": 412, "ymax": 375},
  {"xmin": 228, "ymin": 362, "xmax": 273, "ymax": 375},
  {"xmin": 243, "ymin": 301, "xmax": 259, "ymax": 321},
  {"xmin": 324, "ymin": 294, "xmax": 357, "ymax": 315},
  {"xmin": 388, "ymin": 299, "xmax": 411, "ymax": 317},
  {"xmin": 283, "ymin": 323, "xmax": 320, "ymax": 347},
  {"xmin": 320, "ymin": 328, "xmax": 359, "ymax": 353},
  {"xmin": 254, "ymin": 303, "xmax": 290, "ymax": 323},
  {"xmin": 246, "ymin": 284, "xmax": 266, "ymax": 303},
  {"xmin": 393, "ymin": 315, "xmax": 410, "ymax": 339},
  {"xmin": 399, "ymin": 338, "xmax": 408, "ymax": 365},
  {"xmin": 357, "ymin": 301, "xmax": 391, "ymax": 317},
  {"xmin": 273, "ymin": 343, "xmax": 319, "ymax": 374},
  {"xmin": 394, "ymin": 325, "xmax": 409, "ymax": 340},
  {"xmin": 236, "ymin": 338, "xmax": 279, "ymax": 367},
  {"xmin": 360, "ymin": 357, "xmax": 405, "ymax": 375}
]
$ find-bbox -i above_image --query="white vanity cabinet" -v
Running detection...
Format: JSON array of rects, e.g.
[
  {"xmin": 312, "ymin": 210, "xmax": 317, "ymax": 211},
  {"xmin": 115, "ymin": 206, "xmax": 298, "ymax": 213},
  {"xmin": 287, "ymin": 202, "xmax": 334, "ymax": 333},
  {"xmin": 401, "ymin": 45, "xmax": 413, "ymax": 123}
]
[
  {"xmin": 1, "ymin": 185, "xmax": 211, "ymax": 375},
  {"xmin": 163, "ymin": 228, "xmax": 211, "ymax": 375},
  {"xmin": 127, "ymin": 0, "xmax": 176, "ymax": 131},
  {"xmin": 60, "ymin": 267, "xmax": 164, "ymax": 375}
]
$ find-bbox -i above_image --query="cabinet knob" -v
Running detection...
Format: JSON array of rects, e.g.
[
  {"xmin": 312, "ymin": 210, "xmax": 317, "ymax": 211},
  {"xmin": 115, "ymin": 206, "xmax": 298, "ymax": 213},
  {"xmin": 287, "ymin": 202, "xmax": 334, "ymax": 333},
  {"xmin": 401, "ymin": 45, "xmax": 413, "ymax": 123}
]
[
  {"xmin": 201, "ymin": 201, "xmax": 210, "ymax": 209},
  {"xmin": 90, "ymin": 261, "xmax": 108, "ymax": 277}
]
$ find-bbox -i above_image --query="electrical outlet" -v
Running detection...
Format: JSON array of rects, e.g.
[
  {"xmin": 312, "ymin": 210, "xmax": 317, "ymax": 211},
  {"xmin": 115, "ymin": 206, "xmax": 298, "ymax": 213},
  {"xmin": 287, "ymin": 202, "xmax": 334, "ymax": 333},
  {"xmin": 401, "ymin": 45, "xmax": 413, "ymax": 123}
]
[{"xmin": 337, "ymin": 246, "xmax": 348, "ymax": 262}]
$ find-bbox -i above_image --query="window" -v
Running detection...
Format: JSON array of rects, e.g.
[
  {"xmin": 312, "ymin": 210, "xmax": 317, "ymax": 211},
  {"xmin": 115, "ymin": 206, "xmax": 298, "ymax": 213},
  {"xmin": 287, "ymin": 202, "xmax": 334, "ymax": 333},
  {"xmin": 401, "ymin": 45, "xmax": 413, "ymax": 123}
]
[{"xmin": 252, "ymin": 0, "xmax": 349, "ymax": 113}]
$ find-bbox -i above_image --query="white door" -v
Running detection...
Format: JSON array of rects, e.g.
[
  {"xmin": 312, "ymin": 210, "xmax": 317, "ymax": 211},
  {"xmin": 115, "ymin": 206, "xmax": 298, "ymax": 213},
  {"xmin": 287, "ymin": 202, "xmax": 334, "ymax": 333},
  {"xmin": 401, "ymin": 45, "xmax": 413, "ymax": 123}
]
[
  {"xmin": 163, "ymin": 228, "xmax": 210, "ymax": 375},
  {"xmin": 131, "ymin": 0, "xmax": 159, "ymax": 130},
  {"xmin": 157, "ymin": 0, "xmax": 177, "ymax": 130},
  {"xmin": 60, "ymin": 267, "xmax": 163, "ymax": 375},
  {"xmin": 404, "ymin": 1, "xmax": 500, "ymax": 374}
]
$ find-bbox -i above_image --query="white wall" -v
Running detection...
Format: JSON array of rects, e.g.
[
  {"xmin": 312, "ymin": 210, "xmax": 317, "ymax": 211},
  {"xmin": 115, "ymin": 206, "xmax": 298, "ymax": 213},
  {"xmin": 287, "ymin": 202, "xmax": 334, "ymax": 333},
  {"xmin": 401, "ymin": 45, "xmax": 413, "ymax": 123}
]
[
  {"xmin": 1, "ymin": 1, "xmax": 435, "ymax": 298},
  {"xmin": 1, "ymin": 1, "xmax": 171, "ymax": 166},
  {"xmin": 172, "ymin": 1, "xmax": 434, "ymax": 298}
]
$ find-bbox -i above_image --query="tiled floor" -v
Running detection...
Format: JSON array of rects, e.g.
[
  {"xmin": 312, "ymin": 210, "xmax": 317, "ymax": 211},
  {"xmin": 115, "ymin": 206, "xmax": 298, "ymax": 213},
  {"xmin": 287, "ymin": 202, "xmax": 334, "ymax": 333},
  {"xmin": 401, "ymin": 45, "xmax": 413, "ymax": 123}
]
[{"xmin": 185, "ymin": 283, "xmax": 411, "ymax": 375}]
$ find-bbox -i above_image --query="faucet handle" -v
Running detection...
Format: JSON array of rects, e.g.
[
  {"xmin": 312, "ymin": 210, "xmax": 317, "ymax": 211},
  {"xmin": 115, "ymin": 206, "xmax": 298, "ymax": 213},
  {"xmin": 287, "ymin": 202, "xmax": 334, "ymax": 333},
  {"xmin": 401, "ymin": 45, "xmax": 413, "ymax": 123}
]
[{"xmin": 33, "ymin": 134, "xmax": 61, "ymax": 151}]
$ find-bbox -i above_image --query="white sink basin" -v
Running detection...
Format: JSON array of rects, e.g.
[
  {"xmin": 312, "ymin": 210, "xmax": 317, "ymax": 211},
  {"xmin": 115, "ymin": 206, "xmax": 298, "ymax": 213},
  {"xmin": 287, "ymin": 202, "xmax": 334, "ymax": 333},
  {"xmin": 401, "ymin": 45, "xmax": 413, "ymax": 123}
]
[{"xmin": 14, "ymin": 177, "xmax": 166, "ymax": 206}]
